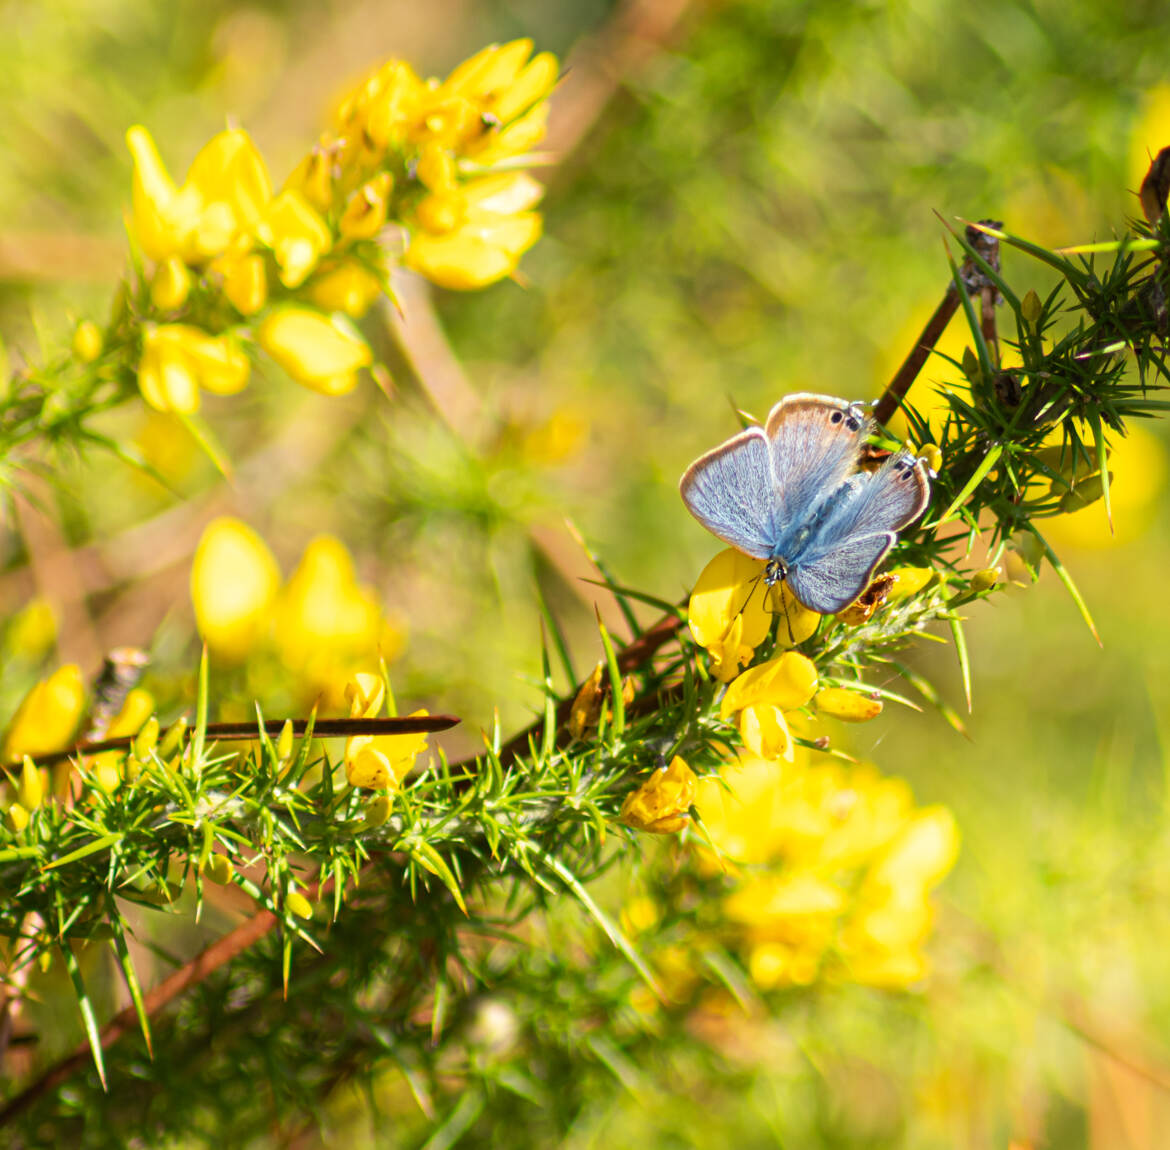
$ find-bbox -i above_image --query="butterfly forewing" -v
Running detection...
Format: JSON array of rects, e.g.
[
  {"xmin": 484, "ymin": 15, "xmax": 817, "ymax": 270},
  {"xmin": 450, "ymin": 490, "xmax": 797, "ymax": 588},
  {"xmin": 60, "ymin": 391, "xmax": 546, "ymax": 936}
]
[
  {"xmin": 764, "ymin": 394, "xmax": 870, "ymax": 529},
  {"xmin": 679, "ymin": 428, "xmax": 775, "ymax": 559}
]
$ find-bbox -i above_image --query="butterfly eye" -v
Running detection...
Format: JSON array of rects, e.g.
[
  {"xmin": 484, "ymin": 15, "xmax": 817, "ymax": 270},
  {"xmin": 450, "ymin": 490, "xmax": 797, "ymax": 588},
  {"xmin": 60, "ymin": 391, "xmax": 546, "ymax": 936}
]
[{"xmin": 830, "ymin": 411, "xmax": 844, "ymax": 425}]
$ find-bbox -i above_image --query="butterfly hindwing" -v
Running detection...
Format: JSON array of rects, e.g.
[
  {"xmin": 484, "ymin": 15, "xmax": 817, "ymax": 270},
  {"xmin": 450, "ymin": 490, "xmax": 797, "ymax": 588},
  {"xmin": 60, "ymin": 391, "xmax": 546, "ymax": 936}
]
[
  {"xmin": 764, "ymin": 393, "xmax": 870, "ymax": 530},
  {"xmin": 812, "ymin": 449, "xmax": 930, "ymax": 546},
  {"xmin": 786, "ymin": 531, "xmax": 895, "ymax": 615},
  {"xmin": 679, "ymin": 427, "xmax": 775, "ymax": 560}
]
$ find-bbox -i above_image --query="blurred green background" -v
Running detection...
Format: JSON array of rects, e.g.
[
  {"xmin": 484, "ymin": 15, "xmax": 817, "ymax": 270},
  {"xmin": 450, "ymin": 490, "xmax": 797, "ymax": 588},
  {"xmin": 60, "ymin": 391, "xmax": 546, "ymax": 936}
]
[{"xmin": 6, "ymin": 0, "xmax": 1170, "ymax": 1144}]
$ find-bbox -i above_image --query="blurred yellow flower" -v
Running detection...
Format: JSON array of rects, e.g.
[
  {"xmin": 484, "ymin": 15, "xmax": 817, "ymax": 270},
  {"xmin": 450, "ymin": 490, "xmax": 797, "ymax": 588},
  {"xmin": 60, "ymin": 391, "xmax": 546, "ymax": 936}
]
[
  {"xmin": 1130, "ymin": 85, "xmax": 1170, "ymax": 197},
  {"xmin": 150, "ymin": 257, "xmax": 191, "ymax": 311},
  {"xmin": 407, "ymin": 172, "xmax": 544, "ymax": 290},
  {"xmin": 257, "ymin": 306, "xmax": 371, "ymax": 396},
  {"xmin": 212, "ymin": 247, "xmax": 268, "ymax": 316},
  {"xmin": 274, "ymin": 535, "xmax": 403, "ymax": 706},
  {"xmin": 126, "ymin": 125, "xmax": 271, "ymax": 265},
  {"xmin": 191, "ymin": 517, "xmax": 281, "ymax": 662},
  {"xmin": 1044, "ymin": 423, "xmax": 1167, "ymax": 549},
  {"xmin": 255, "ymin": 190, "xmax": 332, "ymax": 288},
  {"xmin": 619, "ymin": 756, "xmax": 697, "ymax": 835},
  {"xmin": 138, "ymin": 324, "xmax": 251, "ymax": 413},
  {"xmin": 2, "ymin": 664, "xmax": 86, "ymax": 761},
  {"xmin": 688, "ymin": 548, "xmax": 773, "ymax": 683},
  {"xmin": 72, "ymin": 320, "xmax": 103, "ymax": 364},
  {"xmin": 338, "ymin": 173, "xmax": 393, "ymax": 241},
  {"xmin": 691, "ymin": 753, "xmax": 956, "ymax": 991},
  {"xmin": 7, "ymin": 598, "xmax": 57, "ymax": 661},
  {"xmin": 343, "ymin": 672, "xmax": 428, "ymax": 790},
  {"xmin": 307, "ymin": 262, "xmax": 384, "ymax": 318}
]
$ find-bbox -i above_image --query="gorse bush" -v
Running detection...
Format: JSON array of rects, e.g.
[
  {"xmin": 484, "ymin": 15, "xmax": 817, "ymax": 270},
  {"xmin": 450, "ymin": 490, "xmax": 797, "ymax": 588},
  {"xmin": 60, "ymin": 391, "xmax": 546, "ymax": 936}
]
[{"xmin": 1, "ymin": 21, "xmax": 1169, "ymax": 1148}]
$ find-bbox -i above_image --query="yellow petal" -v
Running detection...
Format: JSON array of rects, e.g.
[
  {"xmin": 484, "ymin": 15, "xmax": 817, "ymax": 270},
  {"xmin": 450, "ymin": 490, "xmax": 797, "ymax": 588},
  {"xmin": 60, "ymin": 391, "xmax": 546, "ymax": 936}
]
[
  {"xmin": 884, "ymin": 566, "xmax": 934, "ymax": 600},
  {"xmin": 346, "ymin": 672, "xmax": 385, "ymax": 718},
  {"xmin": 688, "ymin": 547, "xmax": 772, "ymax": 665},
  {"xmin": 769, "ymin": 582, "xmax": 821, "ymax": 646},
  {"xmin": 738, "ymin": 703, "xmax": 795, "ymax": 761},
  {"xmin": 490, "ymin": 52, "xmax": 559, "ymax": 124},
  {"xmin": 256, "ymin": 190, "xmax": 332, "ymax": 288},
  {"xmin": 867, "ymin": 807, "xmax": 960, "ymax": 894},
  {"xmin": 190, "ymin": 517, "xmax": 281, "ymax": 662},
  {"xmin": 2, "ymin": 665, "xmax": 86, "ymax": 761},
  {"xmin": 461, "ymin": 173, "xmax": 544, "ymax": 216},
  {"xmin": 219, "ymin": 252, "xmax": 268, "ymax": 315},
  {"xmin": 150, "ymin": 257, "xmax": 191, "ymax": 310},
  {"xmin": 721, "ymin": 651, "xmax": 818, "ymax": 719},
  {"xmin": 185, "ymin": 128, "xmax": 272, "ymax": 236},
  {"xmin": 405, "ymin": 230, "xmax": 520, "ymax": 289},
  {"xmin": 307, "ymin": 262, "xmax": 383, "ymax": 318},
  {"xmin": 258, "ymin": 307, "xmax": 372, "ymax": 393}
]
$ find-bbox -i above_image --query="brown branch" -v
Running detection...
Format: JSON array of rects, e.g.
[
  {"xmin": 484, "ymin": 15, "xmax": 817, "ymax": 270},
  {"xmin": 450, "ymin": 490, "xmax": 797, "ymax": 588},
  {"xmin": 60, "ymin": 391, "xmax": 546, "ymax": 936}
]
[
  {"xmin": 20, "ymin": 714, "xmax": 462, "ymax": 767},
  {"xmin": 872, "ymin": 285, "xmax": 960, "ymax": 427},
  {"xmin": 0, "ymin": 908, "xmax": 278, "ymax": 1127}
]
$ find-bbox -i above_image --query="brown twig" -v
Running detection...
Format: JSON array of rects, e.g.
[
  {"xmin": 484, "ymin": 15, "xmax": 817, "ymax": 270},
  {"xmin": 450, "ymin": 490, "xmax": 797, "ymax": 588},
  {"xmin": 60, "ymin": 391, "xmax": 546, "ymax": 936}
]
[
  {"xmin": 21, "ymin": 714, "xmax": 462, "ymax": 768},
  {"xmin": 872, "ymin": 286, "xmax": 961, "ymax": 427},
  {"xmin": 0, "ymin": 908, "xmax": 278, "ymax": 1127}
]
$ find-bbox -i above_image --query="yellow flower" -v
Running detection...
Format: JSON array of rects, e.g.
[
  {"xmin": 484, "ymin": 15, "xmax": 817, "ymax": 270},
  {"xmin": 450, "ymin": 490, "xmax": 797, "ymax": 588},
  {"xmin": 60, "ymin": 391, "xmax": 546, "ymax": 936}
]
[
  {"xmin": 338, "ymin": 174, "xmax": 393, "ymax": 241},
  {"xmin": 814, "ymin": 686, "xmax": 883, "ymax": 723},
  {"xmin": 138, "ymin": 324, "xmax": 251, "ymax": 413},
  {"xmin": 212, "ymin": 247, "xmax": 268, "ymax": 316},
  {"xmin": 72, "ymin": 320, "xmax": 103, "ymax": 364},
  {"xmin": 257, "ymin": 306, "xmax": 371, "ymax": 396},
  {"xmin": 126, "ymin": 125, "xmax": 271, "ymax": 265},
  {"xmin": 2, "ymin": 665, "xmax": 86, "ymax": 761},
  {"xmin": 725, "ymin": 872, "xmax": 844, "ymax": 986},
  {"xmin": 150, "ymin": 257, "xmax": 191, "ymax": 311},
  {"xmin": 406, "ymin": 173, "xmax": 544, "ymax": 290},
  {"xmin": 618, "ymin": 756, "xmax": 697, "ymax": 834},
  {"xmin": 7, "ymin": 598, "xmax": 57, "ymax": 661},
  {"xmin": 343, "ymin": 672, "xmax": 428, "ymax": 790},
  {"xmin": 284, "ymin": 145, "xmax": 336, "ymax": 215},
  {"xmin": 720, "ymin": 651, "xmax": 818, "ymax": 761},
  {"xmin": 255, "ymin": 190, "xmax": 332, "ymax": 288},
  {"xmin": 274, "ymin": 536, "xmax": 402, "ymax": 706},
  {"xmin": 191, "ymin": 518, "xmax": 282, "ymax": 662},
  {"xmin": 307, "ymin": 262, "xmax": 384, "ymax": 318},
  {"xmin": 687, "ymin": 549, "xmax": 772, "ymax": 682},
  {"xmin": 338, "ymin": 60, "xmax": 427, "ymax": 150}
]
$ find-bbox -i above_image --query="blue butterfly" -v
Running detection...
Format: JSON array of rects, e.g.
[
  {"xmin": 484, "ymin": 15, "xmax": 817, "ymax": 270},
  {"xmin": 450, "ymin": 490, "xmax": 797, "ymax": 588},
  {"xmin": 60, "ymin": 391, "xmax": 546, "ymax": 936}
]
[{"xmin": 680, "ymin": 393, "xmax": 930, "ymax": 614}]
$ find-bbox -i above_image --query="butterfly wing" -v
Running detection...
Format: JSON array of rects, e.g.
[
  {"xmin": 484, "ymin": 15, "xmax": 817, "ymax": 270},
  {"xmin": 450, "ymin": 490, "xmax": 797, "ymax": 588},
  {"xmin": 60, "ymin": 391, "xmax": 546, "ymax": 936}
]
[
  {"xmin": 679, "ymin": 427, "xmax": 776, "ymax": 559},
  {"xmin": 764, "ymin": 393, "xmax": 871, "ymax": 531},
  {"xmin": 785, "ymin": 532, "xmax": 895, "ymax": 614},
  {"xmin": 786, "ymin": 450, "xmax": 931, "ymax": 613}
]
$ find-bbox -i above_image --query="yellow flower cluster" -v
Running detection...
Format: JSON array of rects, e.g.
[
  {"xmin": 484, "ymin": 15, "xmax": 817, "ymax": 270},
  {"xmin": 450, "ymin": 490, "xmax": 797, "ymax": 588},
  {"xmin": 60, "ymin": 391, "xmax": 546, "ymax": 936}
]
[
  {"xmin": 112, "ymin": 40, "xmax": 556, "ymax": 413},
  {"xmin": 327, "ymin": 40, "xmax": 557, "ymax": 289},
  {"xmin": 698, "ymin": 754, "xmax": 959, "ymax": 989},
  {"xmin": 190, "ymin": 518, "xmax": 405, "ymax": 707}
]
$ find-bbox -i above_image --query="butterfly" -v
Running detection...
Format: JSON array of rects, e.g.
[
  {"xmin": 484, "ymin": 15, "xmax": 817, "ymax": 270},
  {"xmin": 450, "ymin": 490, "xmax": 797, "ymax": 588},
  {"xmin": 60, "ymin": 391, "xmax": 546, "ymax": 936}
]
[{"xmin": 679, "ymin": 393, "xmax": 931, "ymax": 614}]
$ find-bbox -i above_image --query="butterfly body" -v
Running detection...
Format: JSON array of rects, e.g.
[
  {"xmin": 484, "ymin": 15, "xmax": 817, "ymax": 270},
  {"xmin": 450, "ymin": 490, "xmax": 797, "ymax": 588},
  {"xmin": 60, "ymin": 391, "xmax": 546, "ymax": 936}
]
[{"xmin": 680, "ymin": 394, "xmax": 930, "ymax": 614}]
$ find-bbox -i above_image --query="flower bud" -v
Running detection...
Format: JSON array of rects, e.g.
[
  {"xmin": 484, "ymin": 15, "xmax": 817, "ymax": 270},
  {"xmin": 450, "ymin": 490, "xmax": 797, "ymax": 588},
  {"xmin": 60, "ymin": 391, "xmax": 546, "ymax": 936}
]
[
  {"xmin": 201, "ymin": 853, "xmax": 234, "ymax": 885},
  {"xmin": 1021, "ymin": 289, "xmax": 1043, "ymax": 332},
  {"xmin": 276, "ymin": 719, "xmax": 295, "ymax": 765},
  {"xmin": 151, "ymin": 257, "xmax": 191, "ymax": 311},
  {"xmin": 814, "ymin": 687, "xmax": 883, "ymax": 722},
  {"xmin": 285, "ymin": 888, "xmax": 314, "ymax": 919},
  {"xmin": 916, "ymin": 443, "xmax": 942, "ymax": 473},
  {"xmin": 17, "ymin": 756, "xmax": 44, "ymax": 811},
  {"xmin": 5, "ymin": 802, "xmax": 29, "ymax": 833},
  {"xmin": 358, "ymin": 793, "xmax": 392, "ymax": 831},
  {"xmin": 72, "ymin": 320, "xmax": 103, "ymax": 363},
  {"xmin": 133, "ymin": 716, "xmax": 160, "ymax": 761},
  {"xmin": 970, "ymin": 567, "xmax": 999, "ymax": 592},
  {"xmin": 258, "ymin": 306, "xmax": 372, "ymax": 396}
]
